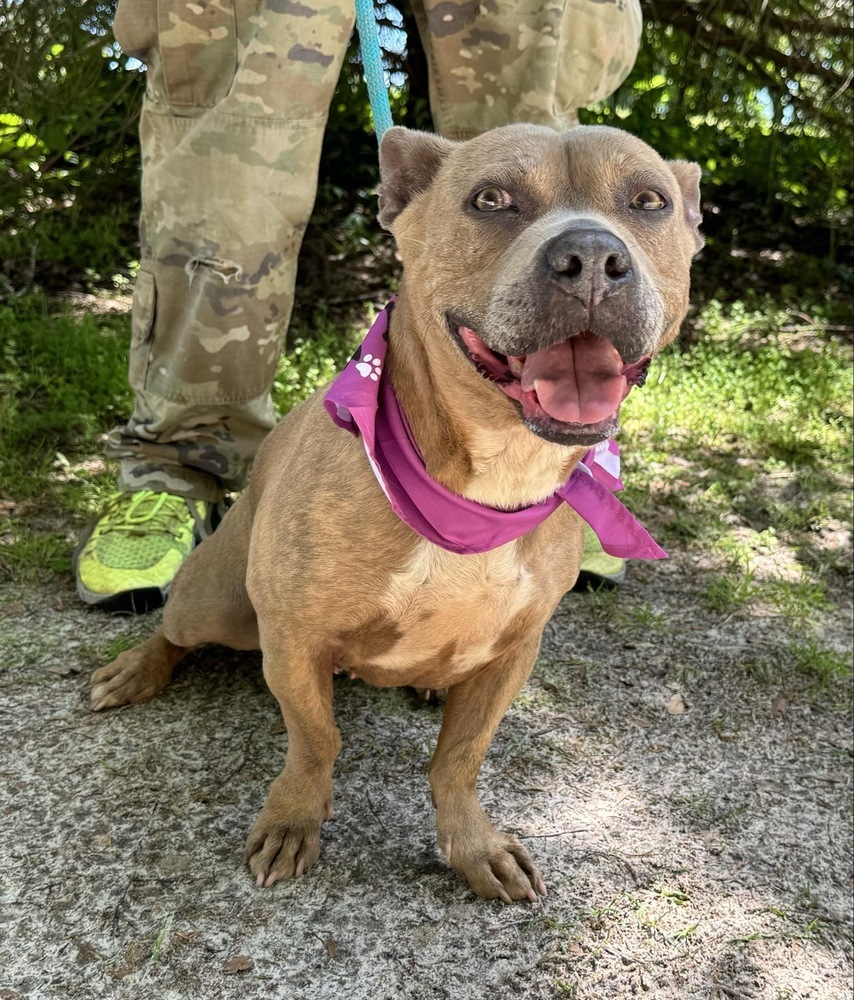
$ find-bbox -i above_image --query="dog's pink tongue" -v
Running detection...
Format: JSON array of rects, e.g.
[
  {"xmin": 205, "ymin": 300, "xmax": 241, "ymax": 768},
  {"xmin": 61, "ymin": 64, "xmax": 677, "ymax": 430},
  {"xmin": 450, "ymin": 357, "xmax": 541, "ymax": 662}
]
[{"xmin": 519, "ymin": 334, "xmax": 626, "ymax": 424}]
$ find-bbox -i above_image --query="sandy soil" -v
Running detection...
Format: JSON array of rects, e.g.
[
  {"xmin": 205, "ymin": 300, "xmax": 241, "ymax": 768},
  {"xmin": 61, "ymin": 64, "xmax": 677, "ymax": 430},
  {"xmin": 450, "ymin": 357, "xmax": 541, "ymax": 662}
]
[{"xmin": 1, "ymin": 548, "xmax": 851, "ymax": 1000}]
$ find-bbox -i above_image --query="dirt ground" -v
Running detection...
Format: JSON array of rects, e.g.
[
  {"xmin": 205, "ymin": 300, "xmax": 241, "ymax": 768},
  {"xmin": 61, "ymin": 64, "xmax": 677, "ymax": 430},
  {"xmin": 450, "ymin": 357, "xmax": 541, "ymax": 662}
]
[{"xmin": 1, "ymin": 545, "xmax": 852, "ymax": 1000}]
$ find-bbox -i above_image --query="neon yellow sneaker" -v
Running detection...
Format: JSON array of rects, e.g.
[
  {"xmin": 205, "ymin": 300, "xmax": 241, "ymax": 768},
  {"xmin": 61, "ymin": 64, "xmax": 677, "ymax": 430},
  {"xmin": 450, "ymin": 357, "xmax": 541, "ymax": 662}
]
[
  {"xmin": 74, "ymin": 491, "xmax": 217, "ymax": 612},
  {"xmin": 574, "ymin": 524, "xmax": 626, "ymax": 590}
]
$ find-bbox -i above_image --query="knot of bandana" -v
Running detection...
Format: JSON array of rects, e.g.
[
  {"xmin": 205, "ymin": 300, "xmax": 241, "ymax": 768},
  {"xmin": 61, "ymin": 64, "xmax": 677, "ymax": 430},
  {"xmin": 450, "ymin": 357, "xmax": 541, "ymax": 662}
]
[{"xmin": 323, "ymin": 303, "xmax": 666, "ymax": 560}]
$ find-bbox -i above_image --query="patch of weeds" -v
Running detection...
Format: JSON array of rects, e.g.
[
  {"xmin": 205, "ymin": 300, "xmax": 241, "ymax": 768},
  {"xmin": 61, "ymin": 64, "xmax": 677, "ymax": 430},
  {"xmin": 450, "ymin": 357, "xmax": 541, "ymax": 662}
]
[
  {"xmin": 790, "ymin": 637, "xmax": 853, "ymax": 685},
  {"xmin": 716, "ymin": 530, "xmax": 778, "ymax": 565},
  {"xmin": 733, "ymin": 889, "xmax": 840, "ymax": 950},
  {"xmin": 512, "ymin": 688, "xmax": 539, "ymax": 710},
  {"xmin": 703, "ymin": 527, "xmax": 835, "ymax": 631},
  {"xmin": 673, "ymin": 921, "xmax": 700, "ymax": 940},
  {"xmin": 0, "ymin": 295, "xmax": 365, "ymax": 587},
  {"xmin": 628, "ymin": 603, "xmax": 669, "ymax": 630},
  {"xmin": 703, "ymin": 534, "xmax": 759, "ymax": 614},
  {"xmin": 621, "ymin": 306, "xmax": 852, "ymax": 617},
  {"xmin": 529, "ymin": 914, "xmax": 577, "ymax": 934},
  {"xmin": 145, "ymin": 914, "xmax": 174, "ymax": 973},
  {"xmin": 577, "ymin": 585, "xmax": 621, "ymax": 622},
  {"xmin": 595, "ymin": 600, "xmax": 671, "ymax": 631},
  {"xmin": 534, "ymin": 655, "xmax": 591, "ymax": 697},
  {"xmin": 655, "ymin": 884, "xmax": 690, "ymax": 905},
  {"xmin": 670, "ymin": 791, "xmax": 747, "ymax": 834},
  {"xmin": 767, "ymin": 578, "xmax": 831, "ymax": 628},
  {"xmin": 586, "ymin": 896, "xmax": 621, "ymax": 931},
  {"xmin": 76, "ymin": 633, "xmax": 143, "ymax": 671},
  {"xmin": 705, "ymin": 571, "xmax": 758, "ymax": 614},
  {"xmin": 0, "ymin": 294, "xmax": 132, "ymax": 501},
  {"xmin": 495, "ymin": 725, "xmax": 558, "ymax": 774},
  {"xmin": 792, "ymin": 886, "xmax": 821, "ymax": 911},
  {"xmin": 742, "ymin": 659, "xmax": 777, "ymax": 685},
  {"xmin": 0, "ymin": 518, "xmax": 71, "ymax": 582}
]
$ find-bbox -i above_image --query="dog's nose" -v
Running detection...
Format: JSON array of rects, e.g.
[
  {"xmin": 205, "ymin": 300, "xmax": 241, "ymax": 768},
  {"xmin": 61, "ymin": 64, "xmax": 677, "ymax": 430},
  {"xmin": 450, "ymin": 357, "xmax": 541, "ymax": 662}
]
[{"xmin": 544, "ymin": 228, "xmax": 633, "ymax": 304}]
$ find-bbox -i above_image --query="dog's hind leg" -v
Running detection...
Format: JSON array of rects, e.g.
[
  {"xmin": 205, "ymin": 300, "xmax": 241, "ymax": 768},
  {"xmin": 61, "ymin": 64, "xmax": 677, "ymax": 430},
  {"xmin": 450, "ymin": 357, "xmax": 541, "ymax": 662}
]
[{"xmin": 90, "ymin": 630, "xmax": 189, "ymax": 711}]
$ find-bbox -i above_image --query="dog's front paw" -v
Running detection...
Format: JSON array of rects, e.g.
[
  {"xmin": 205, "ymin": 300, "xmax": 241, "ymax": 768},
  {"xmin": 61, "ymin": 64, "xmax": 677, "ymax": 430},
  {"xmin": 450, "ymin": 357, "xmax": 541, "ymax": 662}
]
[
  {"xmin": 244, "ymin": 816, "xmax": 322, "ymax": 888},
  {"xmin": 244, "ymin": 777, "xmax": 332, "ymax": 888},
  {"xmin": 438, "ymin": 811, "xmax": 546, "ymax": 903}
]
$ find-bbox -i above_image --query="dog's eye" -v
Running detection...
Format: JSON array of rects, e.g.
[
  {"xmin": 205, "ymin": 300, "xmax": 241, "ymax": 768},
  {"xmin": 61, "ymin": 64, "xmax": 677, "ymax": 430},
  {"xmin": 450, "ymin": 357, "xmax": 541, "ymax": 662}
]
[
  {"xmin": 630, "ymin": 190, "xmax": 667, "ymax": 211},
  {"xmin": 472, "ymin": 187, "xmax": 514, "ymax": 212}
]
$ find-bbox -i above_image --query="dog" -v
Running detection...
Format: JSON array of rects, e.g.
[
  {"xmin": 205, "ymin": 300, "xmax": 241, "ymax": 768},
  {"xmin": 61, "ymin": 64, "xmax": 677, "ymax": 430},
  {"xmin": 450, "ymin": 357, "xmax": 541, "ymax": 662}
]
[{"xmin": 90, "ymin": 124, "xmax": 702, "ymax": 902}]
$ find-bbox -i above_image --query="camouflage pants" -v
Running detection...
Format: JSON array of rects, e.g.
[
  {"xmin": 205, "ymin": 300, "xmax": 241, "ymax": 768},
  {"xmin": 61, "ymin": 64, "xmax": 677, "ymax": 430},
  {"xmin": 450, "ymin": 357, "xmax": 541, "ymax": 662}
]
[{"xmin": 108, "ymin": 0, "xmax": 642, "ymax": 501}]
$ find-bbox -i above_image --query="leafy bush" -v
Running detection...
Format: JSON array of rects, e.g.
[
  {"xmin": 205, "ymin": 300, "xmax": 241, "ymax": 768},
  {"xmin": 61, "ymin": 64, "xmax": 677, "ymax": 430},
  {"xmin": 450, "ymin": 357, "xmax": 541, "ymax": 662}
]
[
  {"xmin": 0, "ymin": 3, "xmax": 143, "ymax": 294},
  {"xmin": 0, "ymin": 1, "xmax": 851, "ymax": 318}
]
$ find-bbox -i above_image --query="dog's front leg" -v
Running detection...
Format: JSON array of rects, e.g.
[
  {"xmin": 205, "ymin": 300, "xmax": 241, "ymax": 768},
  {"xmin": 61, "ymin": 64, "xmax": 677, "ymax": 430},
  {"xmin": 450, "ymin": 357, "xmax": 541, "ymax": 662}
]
[
  {"xmin": 429, "ymin": 639, "xmax": 547, "ymax": 903},
  {"xmin": 244, "ymin": 632, "xmax": 341, "ymax": 888}
]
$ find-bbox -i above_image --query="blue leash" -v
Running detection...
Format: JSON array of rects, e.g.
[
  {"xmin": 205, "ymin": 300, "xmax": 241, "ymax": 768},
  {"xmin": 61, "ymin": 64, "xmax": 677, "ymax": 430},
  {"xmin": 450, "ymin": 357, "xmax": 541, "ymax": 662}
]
[{"xmin": 354, "ymin": 0, "xmax": 394, "ymax": 141}]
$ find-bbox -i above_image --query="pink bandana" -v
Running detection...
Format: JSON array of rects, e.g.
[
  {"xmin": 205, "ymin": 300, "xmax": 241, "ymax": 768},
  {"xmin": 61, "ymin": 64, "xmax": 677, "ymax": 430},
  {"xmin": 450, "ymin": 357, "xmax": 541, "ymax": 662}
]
[{"xmin": 324, "ymin": 303, "xmax": 666, "ymax": 560}]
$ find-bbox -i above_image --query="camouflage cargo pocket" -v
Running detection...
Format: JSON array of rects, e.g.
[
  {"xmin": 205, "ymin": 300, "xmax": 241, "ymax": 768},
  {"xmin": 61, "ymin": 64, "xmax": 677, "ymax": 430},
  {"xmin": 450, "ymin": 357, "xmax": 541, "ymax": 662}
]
[{"xmin": 128, "ymin": 266, "xmax": 156, "ymax": 391}]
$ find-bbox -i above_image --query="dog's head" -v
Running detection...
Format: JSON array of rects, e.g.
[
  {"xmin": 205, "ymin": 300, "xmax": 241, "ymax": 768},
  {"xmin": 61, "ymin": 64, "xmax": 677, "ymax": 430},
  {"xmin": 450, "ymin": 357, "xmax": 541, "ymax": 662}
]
[{"xmin": 378, "ymin": 124, "xmax": 702, "ymax": 447}]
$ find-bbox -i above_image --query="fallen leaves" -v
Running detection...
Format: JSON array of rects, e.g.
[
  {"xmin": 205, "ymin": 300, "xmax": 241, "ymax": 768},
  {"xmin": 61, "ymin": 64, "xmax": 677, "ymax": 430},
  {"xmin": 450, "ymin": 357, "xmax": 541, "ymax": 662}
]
[{"xmin": 222, "ymin": 955, "xmax": 254, "ymax": 975}]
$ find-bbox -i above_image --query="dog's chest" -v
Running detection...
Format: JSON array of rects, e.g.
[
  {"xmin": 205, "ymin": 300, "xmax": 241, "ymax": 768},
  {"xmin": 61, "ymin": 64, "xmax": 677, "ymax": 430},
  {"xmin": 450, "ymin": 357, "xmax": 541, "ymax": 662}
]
[{"xmin": 342, "ymin": 539, "xmax": 545, "ymax": 687}]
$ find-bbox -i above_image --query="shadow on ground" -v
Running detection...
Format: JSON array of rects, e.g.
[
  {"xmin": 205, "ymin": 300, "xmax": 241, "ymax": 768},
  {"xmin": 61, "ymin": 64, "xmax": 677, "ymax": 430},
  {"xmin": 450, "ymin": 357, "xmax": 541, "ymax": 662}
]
[{"xmin": 1, "ymin": 552, "xmax": 851, "ymax": 1000}]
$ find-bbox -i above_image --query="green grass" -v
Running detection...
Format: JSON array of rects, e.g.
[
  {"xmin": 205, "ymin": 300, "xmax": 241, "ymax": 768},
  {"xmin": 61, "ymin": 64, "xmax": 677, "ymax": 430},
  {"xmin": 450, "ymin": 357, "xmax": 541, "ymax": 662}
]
[
  {"xmin": 0, "ymin": 294, "xmax": 133, "ymax": 498},
  {"xmin": 617, "ymin": 297, "xmax": 852, "ymax": 680},
  {"xmin": 1, "ymin": 292, "xmax": 852, "ymax": 694},
  {"xmin": 271, "ymin": 303, "xmax": 361, "ymax": 413},
  {"xmin": 621, "ymin": 299, "xmax": 852, "ymax": 539},
  {"xmin": 790, "ymin": 637, "xmax": 853, "ymax": 686}
]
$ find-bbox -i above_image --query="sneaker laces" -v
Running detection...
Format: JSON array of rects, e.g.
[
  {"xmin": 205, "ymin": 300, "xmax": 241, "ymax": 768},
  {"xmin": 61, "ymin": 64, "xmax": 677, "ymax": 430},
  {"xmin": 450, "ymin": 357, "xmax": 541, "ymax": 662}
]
[{"xmin": 98, "ymin": 492, "xmax": 197, "ymax": 540}]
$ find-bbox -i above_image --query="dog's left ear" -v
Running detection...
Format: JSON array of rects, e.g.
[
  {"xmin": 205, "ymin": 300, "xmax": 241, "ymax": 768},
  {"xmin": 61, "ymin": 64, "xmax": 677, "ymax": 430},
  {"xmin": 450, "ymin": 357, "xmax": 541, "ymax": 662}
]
[
  {"xmin": 378, "ymin": 127, "xmax": 455, "ymax": 230},
  {"xmin": 668, "ymin": 160, "xmax": 704, "ymax": 255}
]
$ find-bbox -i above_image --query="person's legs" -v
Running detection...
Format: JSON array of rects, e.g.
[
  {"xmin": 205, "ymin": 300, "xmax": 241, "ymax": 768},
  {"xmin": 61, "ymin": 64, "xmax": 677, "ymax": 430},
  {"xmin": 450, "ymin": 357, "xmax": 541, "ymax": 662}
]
[
  {"xmin": 77, "ymin": 0, "xmax": 354, "ymax": 609},
  {"xmin": 108, "ymin": 0, "xmax": 355, "ymax": 499},
  {"xmin": 80, "ymin": 0, "xmax": 643, "ymax": 610}
]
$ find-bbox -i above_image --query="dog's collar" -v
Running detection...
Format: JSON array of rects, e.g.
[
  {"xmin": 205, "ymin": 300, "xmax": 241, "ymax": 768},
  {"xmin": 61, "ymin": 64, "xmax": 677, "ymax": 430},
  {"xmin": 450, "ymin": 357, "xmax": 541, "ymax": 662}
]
[{"xmin": 323, "ymin": 302, "xmax": 665, "ymax": 559}]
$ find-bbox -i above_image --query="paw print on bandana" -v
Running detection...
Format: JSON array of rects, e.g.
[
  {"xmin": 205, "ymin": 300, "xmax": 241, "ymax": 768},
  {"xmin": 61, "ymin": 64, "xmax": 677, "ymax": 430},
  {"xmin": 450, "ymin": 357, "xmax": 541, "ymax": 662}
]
[{"xmin": 355, "ymin": 354, "xmax": 382, "ymax": 381}]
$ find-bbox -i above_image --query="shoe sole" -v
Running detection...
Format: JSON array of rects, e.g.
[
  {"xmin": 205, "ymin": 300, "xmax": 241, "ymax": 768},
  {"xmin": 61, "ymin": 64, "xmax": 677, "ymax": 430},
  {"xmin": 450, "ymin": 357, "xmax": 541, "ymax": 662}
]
[
  {"xmin": 75, "ymin": 580, "xmax": 170, "ymax": 614},
  {"xmin": 571, "ymin": 567, "xmax": 626, "ymax": 592}
]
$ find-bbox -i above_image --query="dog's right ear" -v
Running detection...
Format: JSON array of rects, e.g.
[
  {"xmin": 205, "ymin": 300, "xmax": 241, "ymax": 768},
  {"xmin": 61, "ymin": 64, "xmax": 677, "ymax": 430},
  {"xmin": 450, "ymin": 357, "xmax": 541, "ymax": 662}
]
[
  {"xmin": 667, "ymin": 160, "xmax": 704, "ymax": 256},
  {"xmin": 378, "ymin": 127, "xmax": 455, "ymax": 230}
]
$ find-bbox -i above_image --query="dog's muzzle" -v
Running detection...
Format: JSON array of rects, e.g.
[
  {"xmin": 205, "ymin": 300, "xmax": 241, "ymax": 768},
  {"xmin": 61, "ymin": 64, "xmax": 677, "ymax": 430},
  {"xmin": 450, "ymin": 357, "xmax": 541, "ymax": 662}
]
[{"xmin": 448, "ymin": 220, "xmax": 663, "ymax": 445}]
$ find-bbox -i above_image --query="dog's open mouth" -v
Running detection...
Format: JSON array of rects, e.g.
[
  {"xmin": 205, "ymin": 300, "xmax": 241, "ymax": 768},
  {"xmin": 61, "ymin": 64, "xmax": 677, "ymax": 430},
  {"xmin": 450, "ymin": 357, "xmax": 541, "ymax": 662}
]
[{"xmin": 452, "ymin": 321, "xmax": 651, "ymax": 444}]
